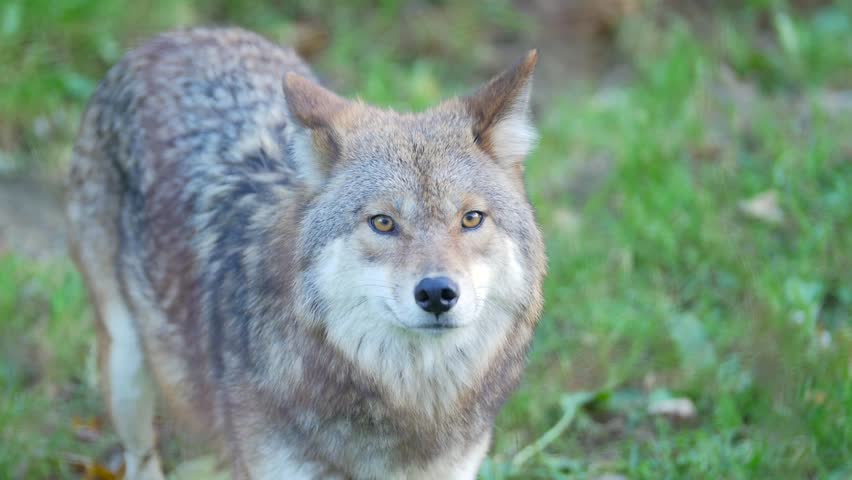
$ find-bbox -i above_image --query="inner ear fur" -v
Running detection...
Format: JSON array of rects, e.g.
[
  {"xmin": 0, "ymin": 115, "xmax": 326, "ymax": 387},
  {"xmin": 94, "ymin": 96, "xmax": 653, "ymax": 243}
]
[
  {"xmin": 283, "ymin": 73, "xmax": 350, "ymax": 129},
  {"xmin": 464, "ymin": 49, "xmax": 539, "ymax": 167},
  {"xmin": 282, "ymin": 73, "xmax": 351, "ymax": 181}
]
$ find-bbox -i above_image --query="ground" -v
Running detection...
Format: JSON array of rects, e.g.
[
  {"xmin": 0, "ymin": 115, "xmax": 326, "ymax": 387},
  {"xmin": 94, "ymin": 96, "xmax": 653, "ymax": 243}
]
[{"xmin": 1, "ymin": 1, "xmax": 850, "ymax": 479}]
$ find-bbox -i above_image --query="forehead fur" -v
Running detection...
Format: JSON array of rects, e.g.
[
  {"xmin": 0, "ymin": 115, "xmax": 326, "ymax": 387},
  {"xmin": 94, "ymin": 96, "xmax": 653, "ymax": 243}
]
[
  {"xmin": 335, "ymin": 101, "xmax": 473, "ymax": 160},
  {"xmin": 296, "ymin": 104, "xmax": 538, "ymax": 258},
  {"xmin": 328, "ymin": 104, "xmax": 517, "ymax": 208}
]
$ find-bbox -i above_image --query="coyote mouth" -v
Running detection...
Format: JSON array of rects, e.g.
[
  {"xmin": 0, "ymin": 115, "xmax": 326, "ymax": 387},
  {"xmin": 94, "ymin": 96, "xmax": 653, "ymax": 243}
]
[
  {"xmin": 383, "ymin": 302, "xmax": 459, "ymax": 332},
  {"xmin": 413, "ymin": 322, "xmax": 461, "ymax": 332}
]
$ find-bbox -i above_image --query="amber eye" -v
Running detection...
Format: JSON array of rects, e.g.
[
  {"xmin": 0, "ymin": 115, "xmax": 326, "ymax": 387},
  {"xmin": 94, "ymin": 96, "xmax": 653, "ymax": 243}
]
[
  {"xmin": 370, "ymin": 215, "xmax": 396, "ymax": 234},
  {"xmin": 461, "ymin": 211, "xmax": 484, "ymax": 229}
]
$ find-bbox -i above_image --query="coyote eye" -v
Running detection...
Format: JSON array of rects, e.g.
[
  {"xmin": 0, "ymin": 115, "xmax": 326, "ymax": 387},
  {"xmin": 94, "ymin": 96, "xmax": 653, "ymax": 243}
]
[
  {"xmin": 370, "ymin": 214, "xmax": 396, "ymax": 234},
  {"xmin": 461, "ymin": 211, "xmax": 484, "ymax": 229}
]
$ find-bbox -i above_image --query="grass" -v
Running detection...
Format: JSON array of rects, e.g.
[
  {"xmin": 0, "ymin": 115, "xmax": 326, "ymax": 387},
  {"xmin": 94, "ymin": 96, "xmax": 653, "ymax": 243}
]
[
  {"xmin": 506, "ymin": 21, "xmax": 852, "ymax": 477},
  {"xmin": 1, "ymin": 1, "xmax": 850, "ymax": 478}
]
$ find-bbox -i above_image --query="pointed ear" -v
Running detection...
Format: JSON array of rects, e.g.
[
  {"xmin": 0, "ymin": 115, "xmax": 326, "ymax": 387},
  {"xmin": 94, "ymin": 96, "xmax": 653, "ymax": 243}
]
[
  {"xmin": 283, "ymin": 73, "xmax": 349, "ymax": 129},
  {"xmin": 282, "ymin": 73, "xmax": 351, "ymax": 187},
  {"xmin": 464, "ymin": 49, "xmax": 538, "ymax": 167}
]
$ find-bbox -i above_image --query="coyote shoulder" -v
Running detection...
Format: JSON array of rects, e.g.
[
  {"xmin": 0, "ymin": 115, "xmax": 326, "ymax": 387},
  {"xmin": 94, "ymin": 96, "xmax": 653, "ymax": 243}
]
[{"xmin": 67, "ymin": 27, "xmax": 546, "ymax": 480}]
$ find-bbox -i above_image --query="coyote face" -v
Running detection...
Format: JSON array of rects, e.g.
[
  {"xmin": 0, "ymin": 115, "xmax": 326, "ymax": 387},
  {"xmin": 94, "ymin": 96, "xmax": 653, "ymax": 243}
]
[
  {"xmin": 296, "ymin": 107, "xmax": 532, "ymax": 359},
  {"xmin": 286, "ymin": 62, "xmax": 545, "ymax": 403}
]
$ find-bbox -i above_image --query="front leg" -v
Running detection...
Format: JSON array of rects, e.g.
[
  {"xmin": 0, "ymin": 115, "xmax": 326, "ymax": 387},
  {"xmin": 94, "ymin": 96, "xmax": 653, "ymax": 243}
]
[
  {"xmin": 245, "ymin": 448, "xmax": 346, "ymax": 480},
  {"xmin": 409, "ymin": 433, "xmax": 491, "ymax": 480},
  {"xmin": 238, "ymin": 429, "xmax": 489, "ymax": 480},
  {"xmin": 233, "ymin": 427, "xmax": 347, "ymax": 480}
]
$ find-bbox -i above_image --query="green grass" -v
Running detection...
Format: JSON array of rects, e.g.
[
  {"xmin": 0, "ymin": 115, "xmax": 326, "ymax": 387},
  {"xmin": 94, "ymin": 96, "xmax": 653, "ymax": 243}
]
[
  {"xmin": 1, "ymin": 1, "xmax": 851, "ymax": 478},
  {"xmin": 0, "ymin": 256, "xmax": 106, "ymax": 478},
  {"xmin": 498, "ymin": 17, "xmax": 852, "ymax": 477}
]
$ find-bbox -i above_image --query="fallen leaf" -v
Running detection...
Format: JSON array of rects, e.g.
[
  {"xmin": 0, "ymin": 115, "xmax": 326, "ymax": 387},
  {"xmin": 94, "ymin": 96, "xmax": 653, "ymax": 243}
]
[
  {"xmin": 86, "ymin": 462, "xmax": 122, "ymax": 480},
  {"xmin": 168, "ymin": 455, "xmax": 230, "ymax": 480},
  {"xmin": 72, "ymin": 416, "xmax": 102, "ymax": 442},
  {"xmin": 648, "ymin": 397, "xmax": 697, "ymax": 421},
  {"xmin": 66, "ymin": 454, "xmax": 123, "ymax": 480},
  {"xmin": 738, "ymin": 190, "xmax": 785, "ymax": 225}
]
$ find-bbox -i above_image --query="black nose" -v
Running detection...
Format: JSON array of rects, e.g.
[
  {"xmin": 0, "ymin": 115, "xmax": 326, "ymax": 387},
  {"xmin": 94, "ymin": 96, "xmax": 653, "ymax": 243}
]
[{"xmin": 414, "ymin": 277, "xmax": 459, "ymax": 314}]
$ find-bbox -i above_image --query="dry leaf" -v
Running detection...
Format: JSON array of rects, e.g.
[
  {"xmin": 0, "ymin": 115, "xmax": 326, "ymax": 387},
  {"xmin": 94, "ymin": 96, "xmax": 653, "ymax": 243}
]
[
  {"xmin": 648, "ymin": 397, "xmax": 697, "ymax": 421},
  {"xmin": 739, "ymin": 190, "xmax": 785, "ymax": 225},
  {"xmin": 168, "ymin": 455, "xmax": 230, "ymax": 480},
  {"xmin": 66, "ymin": 454, "xmax": 123, "ymax": 480},
  {"xmin": 72, "ymin": 416, "xmax": 102, "ymax": 442},
  {"xmin": 86, "ymin": 462, "xmax": 122, "ymax": 480}
]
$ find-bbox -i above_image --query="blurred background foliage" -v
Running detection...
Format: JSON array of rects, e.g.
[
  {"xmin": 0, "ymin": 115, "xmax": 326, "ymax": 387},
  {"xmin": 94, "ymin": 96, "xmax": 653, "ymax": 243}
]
[{"xmin": 0, "ymin": 0, "xmax": 850, "ymax": 479}]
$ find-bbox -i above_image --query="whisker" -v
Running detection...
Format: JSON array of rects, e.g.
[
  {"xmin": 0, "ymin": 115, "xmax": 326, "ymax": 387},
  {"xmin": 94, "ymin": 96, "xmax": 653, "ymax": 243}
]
[
  {"xmin": 352, "ymin": 284, "xmax": 398, "ymax": 290},
  {"xmin": 481, "ymin": 298, "xmax": 515, "ymax": 316}
]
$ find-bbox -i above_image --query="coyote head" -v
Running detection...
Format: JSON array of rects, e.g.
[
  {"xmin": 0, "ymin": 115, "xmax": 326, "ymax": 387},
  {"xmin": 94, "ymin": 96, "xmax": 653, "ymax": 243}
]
[{"xmin": 284, "ymin": 52, "xmax": 546, "ymax": 393}]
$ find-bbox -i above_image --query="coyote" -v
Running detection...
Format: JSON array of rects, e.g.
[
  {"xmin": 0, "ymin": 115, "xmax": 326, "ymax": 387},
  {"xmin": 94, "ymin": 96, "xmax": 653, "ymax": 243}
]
[{"xmin": 67, "ymin": 27, "xmax": 546, "ymax": 480}]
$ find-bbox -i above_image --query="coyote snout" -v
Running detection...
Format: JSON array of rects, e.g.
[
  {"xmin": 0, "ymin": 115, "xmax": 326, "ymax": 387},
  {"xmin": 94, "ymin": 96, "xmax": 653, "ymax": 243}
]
[
  {"xmin": 413, "ymin": 276, "xmax": 459, "ymax": 315},
  {"xmin": 67, "ymin": 27, "xmax": 546, "ymax": 480}
]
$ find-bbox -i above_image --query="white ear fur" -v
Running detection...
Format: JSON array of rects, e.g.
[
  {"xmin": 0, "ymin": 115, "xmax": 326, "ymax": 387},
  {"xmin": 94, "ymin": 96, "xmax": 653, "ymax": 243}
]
[
  {"xmin": 485, "ymin": 82, "xmax": 538, "ymax": 162},
  {"xmin": 282, "ymin": 73, "xmax": 349, "ymax": 190},
  {"xmin": 286, "ymin": 123, "xmax": 324, "ymax": 190},
  {"xmin": 465, "ymin": 49, "xmax": 539, "ymax": 168}
]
